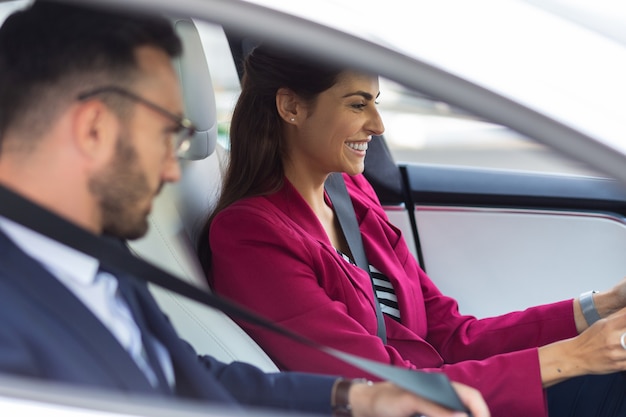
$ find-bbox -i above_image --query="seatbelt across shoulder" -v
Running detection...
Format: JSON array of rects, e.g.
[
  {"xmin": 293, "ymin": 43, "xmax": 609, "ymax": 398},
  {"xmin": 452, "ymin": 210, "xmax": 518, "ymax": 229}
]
[
  {"xmin": 0, "ymin": 184, "xmax": 470, "ymax": 415},
  {"xmin": 325, "ymin": 172, "xmax": 387, "ymax": 344}
]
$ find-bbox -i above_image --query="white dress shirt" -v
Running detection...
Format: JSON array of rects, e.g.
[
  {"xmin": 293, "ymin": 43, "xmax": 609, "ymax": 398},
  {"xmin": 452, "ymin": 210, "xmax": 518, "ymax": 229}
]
[{"xmin": 0, "ymin": 217, "xmax": 174, "ymax": 388}]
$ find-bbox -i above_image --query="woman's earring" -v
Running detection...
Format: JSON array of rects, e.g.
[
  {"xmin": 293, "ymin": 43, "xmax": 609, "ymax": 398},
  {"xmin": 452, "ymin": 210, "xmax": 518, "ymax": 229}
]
[{"xmin": 290, "ymin": 118, "xmax": 295, "ymax": 122}]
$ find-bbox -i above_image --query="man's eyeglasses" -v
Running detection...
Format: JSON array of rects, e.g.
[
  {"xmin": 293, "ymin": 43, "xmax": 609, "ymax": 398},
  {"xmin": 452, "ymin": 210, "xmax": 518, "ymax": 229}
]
[{"xmin": 77, "ymin": 86, "xmax": 197, "ymax": 158}]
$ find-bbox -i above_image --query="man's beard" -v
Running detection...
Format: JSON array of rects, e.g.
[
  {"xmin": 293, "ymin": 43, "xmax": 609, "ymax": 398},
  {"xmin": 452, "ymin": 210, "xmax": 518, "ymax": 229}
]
[{"xmin": 88, "ymin": 131, "xmax": 157, "ymax": 240}]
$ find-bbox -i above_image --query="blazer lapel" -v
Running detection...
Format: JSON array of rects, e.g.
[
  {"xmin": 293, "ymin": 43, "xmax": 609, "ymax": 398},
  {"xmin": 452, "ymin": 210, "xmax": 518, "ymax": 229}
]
[
  {"xmin": 266, "ymin": 179, "xmax": 330, "ymax": 244},
  {"xmin": 265, "ymin": 180, "xmax": 381, "ymax": 311},
  {"xmin": 0, "ymin": 230, "xmax": 156, "ymax": 394}
]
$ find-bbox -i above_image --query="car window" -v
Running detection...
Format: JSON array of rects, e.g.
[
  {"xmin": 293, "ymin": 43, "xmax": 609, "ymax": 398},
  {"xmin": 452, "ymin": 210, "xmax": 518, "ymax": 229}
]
[
  {"xmin": 377, "ymin": 78, "xmax": 604, "ymax": 176},
  {"xmin": 194, "ymin": 17, "xmax": 605, "ymax": 178},
  {"xmin": 195, "ymin": 26, "xmax": 606, "ymax": 179}
]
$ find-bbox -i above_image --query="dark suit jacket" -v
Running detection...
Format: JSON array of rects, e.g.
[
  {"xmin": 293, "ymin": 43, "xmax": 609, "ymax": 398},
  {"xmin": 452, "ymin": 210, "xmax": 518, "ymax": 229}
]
[{"xmin": 0, "ymin": 229, "xmax": 335, "ymax": 414}]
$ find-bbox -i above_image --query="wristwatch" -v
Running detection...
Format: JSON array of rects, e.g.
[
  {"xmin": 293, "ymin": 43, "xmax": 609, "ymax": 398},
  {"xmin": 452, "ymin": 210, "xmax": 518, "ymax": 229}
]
[
  {"xmin": 579, "ymin": 290, "xmax": 601, "ymax": 326},
  {"xmin": 331, "ymin": 378, "xmax": 372, "ymax": 417}
]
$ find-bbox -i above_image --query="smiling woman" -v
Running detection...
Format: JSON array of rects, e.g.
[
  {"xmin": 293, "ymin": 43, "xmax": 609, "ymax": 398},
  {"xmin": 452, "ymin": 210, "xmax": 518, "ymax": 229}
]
[
  {"xmin": 278, "ymin": 70, "xmax": 383, "ymax": 180},
  {"xmin": 203, "ymin": 28, "xmax": 626, "ymax": 417}
]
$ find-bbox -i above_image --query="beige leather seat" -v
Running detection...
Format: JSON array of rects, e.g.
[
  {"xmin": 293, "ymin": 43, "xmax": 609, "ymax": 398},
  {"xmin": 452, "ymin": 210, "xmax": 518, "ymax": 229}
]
[{"xmin": 128, "ymin": 18, "xmax": 278, "ymax": 372}]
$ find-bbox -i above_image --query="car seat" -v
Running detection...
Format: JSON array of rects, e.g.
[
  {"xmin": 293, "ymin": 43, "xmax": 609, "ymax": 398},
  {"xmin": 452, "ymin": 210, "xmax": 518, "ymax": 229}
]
[{"xmin": 127, "ymin": 18, "xmax": 278, "ymax": 372}]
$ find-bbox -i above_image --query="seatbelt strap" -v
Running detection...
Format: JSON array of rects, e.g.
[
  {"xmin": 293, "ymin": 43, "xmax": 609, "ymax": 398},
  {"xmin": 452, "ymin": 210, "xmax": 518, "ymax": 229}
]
[
  {"xmin": 325, "ymin": 172, "xmax": 387, "ymax": 344},
  {"xmin": 0, "ymin": 184, "xmax": 469, "ymax": 415}
]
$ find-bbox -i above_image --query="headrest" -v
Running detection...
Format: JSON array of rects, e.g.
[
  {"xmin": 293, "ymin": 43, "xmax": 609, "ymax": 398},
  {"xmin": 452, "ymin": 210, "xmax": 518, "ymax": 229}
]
[{"xmin": 172, "ymin": 19, "xmax": 217, "ymax": 160}]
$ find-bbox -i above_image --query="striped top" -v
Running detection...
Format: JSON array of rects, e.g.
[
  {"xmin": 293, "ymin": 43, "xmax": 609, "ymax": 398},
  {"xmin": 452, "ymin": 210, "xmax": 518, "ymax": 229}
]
[{"xmin": 337, "ymin": 250, "xmax": 401, "ymax": 321}]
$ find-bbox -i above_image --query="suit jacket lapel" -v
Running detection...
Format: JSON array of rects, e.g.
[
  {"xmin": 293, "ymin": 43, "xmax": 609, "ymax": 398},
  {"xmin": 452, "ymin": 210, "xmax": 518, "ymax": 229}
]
[{"xmin": 0, "ymin": 230, "xmax": 156, "ymax": 394}]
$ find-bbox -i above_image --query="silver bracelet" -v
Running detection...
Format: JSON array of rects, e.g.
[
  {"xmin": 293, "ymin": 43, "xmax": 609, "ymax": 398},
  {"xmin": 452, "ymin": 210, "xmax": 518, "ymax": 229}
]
[{"xmin": 579, "ymin": 290, "xmax": 601, "ymax": 326}]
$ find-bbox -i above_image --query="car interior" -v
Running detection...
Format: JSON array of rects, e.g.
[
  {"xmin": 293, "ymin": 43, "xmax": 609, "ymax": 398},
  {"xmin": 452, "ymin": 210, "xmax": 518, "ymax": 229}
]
[
  {"xmin": 126, "ymin": 16, "xmax": 626, "ymax": 373},
  {"xmin": 3, "ymin": 1, "xmax": 626, "ymax": 416},
  {"xmin": 3, "ymin": 0, "xmax": 626, "ymax": 382}
]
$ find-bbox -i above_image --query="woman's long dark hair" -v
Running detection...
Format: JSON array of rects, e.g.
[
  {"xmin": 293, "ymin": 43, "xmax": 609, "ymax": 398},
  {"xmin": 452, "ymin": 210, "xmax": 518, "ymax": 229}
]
[{"xmin": 197, "ymin": 44, "xmax": 342, "ymax": 276}]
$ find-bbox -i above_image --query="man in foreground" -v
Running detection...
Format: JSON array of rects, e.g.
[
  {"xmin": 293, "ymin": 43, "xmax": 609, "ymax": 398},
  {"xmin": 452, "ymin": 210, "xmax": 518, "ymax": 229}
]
[{"xmin": 0, "ymin": 2, "xmax": 488, "ymax": 417}]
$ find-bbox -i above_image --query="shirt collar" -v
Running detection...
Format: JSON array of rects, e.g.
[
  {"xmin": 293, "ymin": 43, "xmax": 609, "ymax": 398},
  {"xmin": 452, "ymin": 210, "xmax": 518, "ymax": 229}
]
[{"xmin": 0, "ymin": 216, "xmax": 100, "ymax": 285}]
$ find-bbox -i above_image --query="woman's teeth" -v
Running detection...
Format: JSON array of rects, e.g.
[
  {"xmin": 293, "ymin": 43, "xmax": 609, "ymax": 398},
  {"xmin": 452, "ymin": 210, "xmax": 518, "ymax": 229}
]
[{"xmin": 346, "ymin": 142, "xmax": 368, "ymax": 151}]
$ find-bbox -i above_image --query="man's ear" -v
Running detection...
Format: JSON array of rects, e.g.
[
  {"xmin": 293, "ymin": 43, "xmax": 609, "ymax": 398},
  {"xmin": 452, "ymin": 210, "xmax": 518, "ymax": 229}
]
[
  {"xmin": 276, "ymin": 87, "xmax": 302, "ymax": 125},
  {"xmin": 72, "ymin": 100, "xmax": 119, "ymax": 162}
]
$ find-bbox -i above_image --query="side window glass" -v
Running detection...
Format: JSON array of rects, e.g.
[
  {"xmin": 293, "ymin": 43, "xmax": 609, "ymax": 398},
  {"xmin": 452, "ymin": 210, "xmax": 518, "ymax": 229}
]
[
  {"xmin": 190, "ymin": 26, "xmax": 605, "ymax": 180},
  {"xmin": 378, "ymin": 78, "xmax": 603, "ymax": 176}
]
